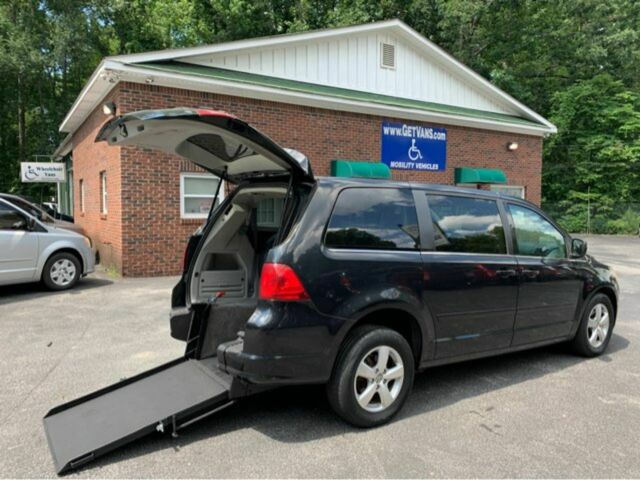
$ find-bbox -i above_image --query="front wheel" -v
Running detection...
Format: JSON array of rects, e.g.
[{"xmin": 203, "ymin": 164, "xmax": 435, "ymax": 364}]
[
  {"xmin": 571, "ymin": 293, "xmax": 615, "ymax": 357},
  {"xmin": 42, "ymin": 252, "xmax": 81, "ymax": 291},
  {"xmin": 327, "ymin": 325, "xmax": 415, "ymax": 427}
]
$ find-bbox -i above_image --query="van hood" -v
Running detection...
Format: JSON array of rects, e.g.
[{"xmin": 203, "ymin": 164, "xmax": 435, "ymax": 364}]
[
  {"xmin": 96, "ymin": 108, "xmax": 313, "ymax": 183},
  {"xmin": 54, "ymin": 219, "xmax": 85, "ymax": 235}
]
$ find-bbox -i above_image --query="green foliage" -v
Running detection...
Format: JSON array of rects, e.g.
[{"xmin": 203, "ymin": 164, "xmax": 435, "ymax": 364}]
[{"xmin": 0, "ymin": 0, "xmax": 639, "ymax": 225}]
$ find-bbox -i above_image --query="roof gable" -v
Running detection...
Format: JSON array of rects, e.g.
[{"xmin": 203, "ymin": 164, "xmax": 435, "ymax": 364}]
[
  {"xmin": 178, "ymin": 30, "xmax": 512, "ymax": 116},
  {"xmin": 59, "ymin": 20, "xmax": 556, "ymax": 135}
]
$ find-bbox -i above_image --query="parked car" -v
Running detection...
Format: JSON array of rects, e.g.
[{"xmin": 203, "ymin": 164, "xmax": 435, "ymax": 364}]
[
  {"xmin": 0, "ymin": 193, "xmax": 84, "ymax": 237},
  {"xmin": 41, "ymin": 201, "xmax": 75, "ymax": 223},
  {"xmin": 0, "ymin": 197, "xmax": 94, "ymax": 290},
  {"xmin": 43, "ymin": 108, "xmax": 620, "ymax": 474}
]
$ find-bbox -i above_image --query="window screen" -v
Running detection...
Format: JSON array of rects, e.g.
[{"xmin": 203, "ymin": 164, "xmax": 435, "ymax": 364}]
[
  {"xmin": 508, "ymin": 204, "xmax": 566, "ymax": 258},
  {"xmin": 325, "ymin": 188, "xmax": 419, "ymax": 250},
  {"xmin": 428, "ymin": 195, "xmax": 506, "ymax": 254}
]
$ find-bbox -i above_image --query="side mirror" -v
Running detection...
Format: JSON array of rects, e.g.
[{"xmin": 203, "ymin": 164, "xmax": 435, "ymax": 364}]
[{"xmin": 571, "ymin": 238, "xmax": 587, "ymax": 258}]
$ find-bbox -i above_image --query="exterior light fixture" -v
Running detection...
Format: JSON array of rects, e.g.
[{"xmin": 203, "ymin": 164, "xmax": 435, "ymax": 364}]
[
  {"xmin": 102, "ymin": 101, "xmax": 117, "ymax": 116},
  {"xmin": 145, "ymin": 76, "xmax": 154, "ymax": 84},
  {"xmin": 507, "ymin": 142, "xmax": 519, "ymax": 151}
]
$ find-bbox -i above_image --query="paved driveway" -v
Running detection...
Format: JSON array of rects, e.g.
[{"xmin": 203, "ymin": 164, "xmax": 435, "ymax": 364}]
[{"xmin": 0, "ymin": 235, "xmax": 639, "ymax": 478}]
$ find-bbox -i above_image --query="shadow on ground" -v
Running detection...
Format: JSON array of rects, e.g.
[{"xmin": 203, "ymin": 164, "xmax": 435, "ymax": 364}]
[
  {"xmin": 79, "ymin": 333, "xmax": 629, "ymax": 473},
  {"xmin": 0, "ymin": 277, "xmax": 113, "ymax": 305}
]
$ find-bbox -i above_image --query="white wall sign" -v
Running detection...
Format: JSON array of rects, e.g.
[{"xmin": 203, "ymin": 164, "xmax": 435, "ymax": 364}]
[{"xmin": 20, "ymin": 162, "xmax": 66, "ymax": 183}]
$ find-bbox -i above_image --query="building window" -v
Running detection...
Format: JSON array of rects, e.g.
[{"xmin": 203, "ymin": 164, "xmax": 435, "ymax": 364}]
[
  {"xmin": 490, "ymin": 185, "xmax": 525, "ymax": 199},
  {"xmin": 180, "ymin": 173, "xmax": 224, "ymax": 219},
  {"xmin": 79, "ymin": 179, "xmax": 85, "ymax": 213},
  {"xmin": 257, "ymin": 198, "xmax": 284, "ymax": 228},
  {"xmin": 100, "ymin": 171, "xmax": 107, "ymax": 214}
]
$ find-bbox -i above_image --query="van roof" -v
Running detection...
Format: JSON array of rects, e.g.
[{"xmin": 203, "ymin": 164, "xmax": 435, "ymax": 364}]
[{"xmin": 315, "ymin": 176, "xmax": 535, "ymax": 206}]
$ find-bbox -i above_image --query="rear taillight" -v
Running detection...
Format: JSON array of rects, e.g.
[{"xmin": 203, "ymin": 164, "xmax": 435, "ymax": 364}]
[{"xmin": 259, "ymin": 263, "xmax": 310, "ymax": 301}]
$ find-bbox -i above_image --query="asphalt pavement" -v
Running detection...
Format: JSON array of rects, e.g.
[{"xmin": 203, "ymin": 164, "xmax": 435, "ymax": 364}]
[{"xmin": 0, "ymin": 234, "xmax": 638, "ymax": 478}]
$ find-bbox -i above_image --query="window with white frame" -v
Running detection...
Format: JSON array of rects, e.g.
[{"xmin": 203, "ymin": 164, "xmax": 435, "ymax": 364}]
[
  {"xmin": 99, "ymin": 171, "xmax": 107, "ymax": 214},
  {"xmin": 489, "ymin": 185, "xmax": 525, "ymax": 199},
  {"xmin": 79, "ymin": 179, "xmax": 85, "ymax": 213},
  {"xmin": 257, "ymin": 198, "xmax": 284, "ymax": 228},
  {"xmin": 180, "ymin": 173, "xmax": 224, "ymax": 219}
]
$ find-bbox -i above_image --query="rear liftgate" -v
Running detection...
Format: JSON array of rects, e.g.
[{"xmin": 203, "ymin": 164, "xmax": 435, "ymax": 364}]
[
  {"xmin": 44, "ymin": 108, "xmax": 312, "ymax": 474},
  {"xmin": 43, "ymin": 356, "xmax": 242, "ymax": 474}
]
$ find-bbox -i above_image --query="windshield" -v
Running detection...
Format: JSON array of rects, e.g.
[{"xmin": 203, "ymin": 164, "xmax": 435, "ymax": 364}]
[{"xmin": 6, "ymin": 196, "xmax": 55, "ymax": 224}]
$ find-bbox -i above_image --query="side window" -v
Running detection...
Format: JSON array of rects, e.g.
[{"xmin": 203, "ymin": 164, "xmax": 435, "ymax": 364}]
[
  {"xmin": 508, "ymin": 204, "xmax": 566, "ymax": 258},
  {"xmin": 325, "ymin": 188, "xmax": 419, "ymax": 250},
  {"xmin": 0, "ymin": 203, "xmax": 27, "ymax": 231},
  {"xmin": 427, "ymin": 195, "xmax": 506, "ymax": 254}
]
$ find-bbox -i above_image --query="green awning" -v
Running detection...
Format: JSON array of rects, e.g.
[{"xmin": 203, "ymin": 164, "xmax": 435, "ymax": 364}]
[
  {"xmin": 455, "ymin": 167, "xmax": 506, "ymax": 184},
  {"xmin": 331, "ymin": 160, "xmax": 391, "ymax": 179}
]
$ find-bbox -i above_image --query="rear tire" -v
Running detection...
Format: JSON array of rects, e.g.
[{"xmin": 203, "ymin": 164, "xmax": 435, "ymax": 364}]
[
  {"xmin": 42, "ymin": 252, "xmax": 81, "ymax": 291},
  {"xmin": 327, "ymin": 325, "xmax": 415, "ymax": 428},
  {"xmin": 571, "ymin": 293, "xmax": 614, "ymax": 357}
]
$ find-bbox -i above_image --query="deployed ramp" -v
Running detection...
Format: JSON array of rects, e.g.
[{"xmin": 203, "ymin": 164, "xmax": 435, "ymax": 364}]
[{"xmin": 44, "ymin": 358, "xmax": 233, "ymax": 474}]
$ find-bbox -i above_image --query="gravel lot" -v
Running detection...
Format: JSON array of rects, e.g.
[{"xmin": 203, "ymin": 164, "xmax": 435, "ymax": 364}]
[{"xmin": 0, "ymin": 235, "xmax": 639, "ymax": 478}]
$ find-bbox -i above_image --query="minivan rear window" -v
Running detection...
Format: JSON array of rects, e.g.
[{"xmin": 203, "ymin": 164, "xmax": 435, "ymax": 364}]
[
  {"xmin": 325, "ymin": 188, "xmax": 419, "ymax": 250},
  {"xmin": 427, "ymin": 195, "xmax": 506, "ymax": 254}
]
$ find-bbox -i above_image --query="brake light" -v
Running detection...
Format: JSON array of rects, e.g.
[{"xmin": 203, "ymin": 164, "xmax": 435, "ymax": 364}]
[
  {"xmin": 259, "ymin": 263, "xmax": 310, "ymax": 301},
  {"xmin": 195, "ymin": 108, "xmax": 235, "ymax": 118}
]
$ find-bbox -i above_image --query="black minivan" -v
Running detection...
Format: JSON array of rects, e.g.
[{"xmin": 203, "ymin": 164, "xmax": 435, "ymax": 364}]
[{"xmin": 98, "ymin": 108, "xmax": 619, "ymax": 427}]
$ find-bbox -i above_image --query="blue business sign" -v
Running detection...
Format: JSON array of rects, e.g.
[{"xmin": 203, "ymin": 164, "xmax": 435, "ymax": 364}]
[{"xmin": 381, "ymin": 122, "xmax": 447, "ymax": 171}]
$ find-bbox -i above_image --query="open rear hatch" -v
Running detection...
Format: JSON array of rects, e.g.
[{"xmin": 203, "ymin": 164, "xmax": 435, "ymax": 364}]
[
  {"xmin": 95, "ymin": 108, "xmax": 313, "ymax": 183},
  {"xmin": 44, "ymin": 108, "xmax": 308, "ymax": 475}
]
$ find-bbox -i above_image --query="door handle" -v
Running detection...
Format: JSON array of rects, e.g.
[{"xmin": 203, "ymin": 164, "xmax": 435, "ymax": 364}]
[
  {"xmin": 520, "ymin": 269, "xmax": 540, "ymax": 279},
  {"xmin": 496, "ymin": 268, "xmax": 517, "ymax": 278}
]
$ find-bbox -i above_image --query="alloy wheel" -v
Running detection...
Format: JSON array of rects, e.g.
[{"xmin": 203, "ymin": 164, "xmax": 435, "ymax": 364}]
[
  {"xmin": 353, "ymin": 345, "xmax": 404, "ymax": 413},
  {"xmin": 587, "ymin": 303, "xmax": 610, "ymax": 349}
]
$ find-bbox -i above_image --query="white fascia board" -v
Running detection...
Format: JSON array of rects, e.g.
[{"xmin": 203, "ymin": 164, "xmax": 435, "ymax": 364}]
[
  {"xmin": 52, "ymin": 133, "xmax": 73, "ymax": 160},
  {"xmin": 59, "ymin": 60, "xmax": 122, "ymax": 132},
  {"xmin": 114, "ymin": 62, "xmax": 551, "ymax": 136}
]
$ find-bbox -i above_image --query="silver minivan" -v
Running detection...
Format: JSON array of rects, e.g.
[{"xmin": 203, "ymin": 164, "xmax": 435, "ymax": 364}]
[{"xmin": 0, "ymin": 198, "xmax": 94, "ymax": 290}]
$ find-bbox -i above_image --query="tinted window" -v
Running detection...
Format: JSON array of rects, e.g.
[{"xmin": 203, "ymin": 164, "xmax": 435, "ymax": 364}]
[
  {"xmin": 326, "ymin": 188, "xmax": 419, "ymax": 250},
  {"xmin": 0, "ymin": 203, "xmax": 27, "ymax": 230},
  {"xmin": 508, "ymin": 204, "xmax": 566, "ymax": 258},
  {"xmin": 3, "ymin": 196, "xmax": 53, "ymax": 223},
  {"xmin": 428, "ymin": 195, "xmax": 506, "ymax": 254}
]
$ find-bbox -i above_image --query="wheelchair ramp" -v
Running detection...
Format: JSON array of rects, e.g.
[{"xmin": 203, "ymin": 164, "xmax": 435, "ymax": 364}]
[{"xmin": 43, "ymin": 358, "xmax": 232, "ymax": 475}]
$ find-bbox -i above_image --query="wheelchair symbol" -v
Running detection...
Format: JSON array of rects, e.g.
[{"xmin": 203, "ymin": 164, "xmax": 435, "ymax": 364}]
[
  {"xmin": 24, "ymin": 166, "xmax": 39, "ymax": 181},
  {"xmin": 408, "ymin": 139, "xmax": 423, "ymax": 161}
]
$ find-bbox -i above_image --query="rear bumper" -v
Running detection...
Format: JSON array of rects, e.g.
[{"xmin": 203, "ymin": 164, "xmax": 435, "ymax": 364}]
[
  {"xmin": 217, "ymin": 337, "xmax": 332, "ymax": 385},
  {"xmin": 216, "ymin": 302, "xmax": 348, "ymax": 385}
]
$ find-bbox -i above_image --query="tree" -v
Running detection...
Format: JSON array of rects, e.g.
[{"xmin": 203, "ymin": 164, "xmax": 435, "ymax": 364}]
[{"xmin": 544, "ymin": 74, "xmax": 640, "ymax": 233}]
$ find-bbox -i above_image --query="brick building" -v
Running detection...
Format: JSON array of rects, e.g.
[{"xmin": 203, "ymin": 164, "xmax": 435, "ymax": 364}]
[{"xmin": 54, "ymin": 20, "xmax": 556, "ymax": 276}]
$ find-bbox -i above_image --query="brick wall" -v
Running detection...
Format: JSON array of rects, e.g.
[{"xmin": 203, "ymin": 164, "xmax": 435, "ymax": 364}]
[
  {"xmin": 71, "ymin": 90, "xmax": 124, "ymax": 272},
  {"xmin": 72, "ymin": 81, "xmax": 543, "ymax": 276}
]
